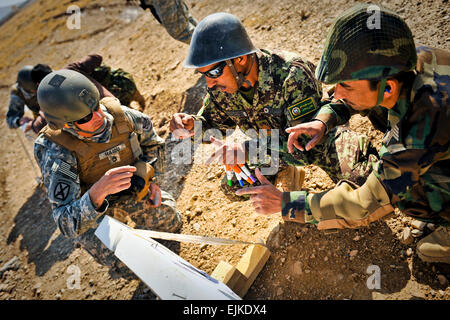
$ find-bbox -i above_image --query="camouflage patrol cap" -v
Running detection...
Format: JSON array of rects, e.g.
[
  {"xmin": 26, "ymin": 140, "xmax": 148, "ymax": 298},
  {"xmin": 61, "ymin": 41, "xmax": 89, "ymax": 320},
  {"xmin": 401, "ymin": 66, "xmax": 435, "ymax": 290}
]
[
  {"xmin": 316, "ymin": 3, "xmax": 417, "ymax": 84},
  {"xmin": 37, "ymin": 69, "xmax": 100, "ymax": 130},
  {"xmin": 184, "ymin": 12, "xmax": 258, "ymax": 68},
  {"xmin": 17, "ymin": 65, "xmax": 38, "ymax": 93}
]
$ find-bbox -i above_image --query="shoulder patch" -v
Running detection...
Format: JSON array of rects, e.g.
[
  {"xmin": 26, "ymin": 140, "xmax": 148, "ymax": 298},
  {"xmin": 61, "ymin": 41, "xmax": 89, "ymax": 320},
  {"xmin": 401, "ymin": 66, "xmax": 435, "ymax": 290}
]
[
  {"xmin": 53, "ymin": 181, "xmax": 71, "ymax": 201},
  {"xmin": 287, "ymin": 97, "xmax": 318, "ymax": 120},
  {"xmin": 51, "ymin": 160, "xmax": 78, "ymax": 180}
]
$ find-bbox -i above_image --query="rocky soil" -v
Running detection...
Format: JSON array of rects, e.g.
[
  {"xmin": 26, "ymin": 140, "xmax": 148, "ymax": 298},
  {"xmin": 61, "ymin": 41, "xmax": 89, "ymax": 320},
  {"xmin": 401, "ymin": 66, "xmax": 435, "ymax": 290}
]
[{"xmin": 0, "ymin": 0, "xmax": 448, "ymax": 300}]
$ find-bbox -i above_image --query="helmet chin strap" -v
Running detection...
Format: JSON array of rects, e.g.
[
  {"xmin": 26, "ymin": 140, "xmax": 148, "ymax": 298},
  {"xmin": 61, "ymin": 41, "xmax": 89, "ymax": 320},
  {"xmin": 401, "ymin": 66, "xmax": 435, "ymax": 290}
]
[
  {"xmin": 376, "ymin": 78, "xmax": 387, "ymax": 107},
  {"xmin": 225, "ymin": 54, "xmax": 255, "ymax": 89}
]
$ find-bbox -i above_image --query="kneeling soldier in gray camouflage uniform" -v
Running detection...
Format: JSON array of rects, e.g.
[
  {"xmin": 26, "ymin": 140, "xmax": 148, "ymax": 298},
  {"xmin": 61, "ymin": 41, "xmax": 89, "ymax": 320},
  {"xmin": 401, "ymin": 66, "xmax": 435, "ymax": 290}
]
[{"xmin": 34, "ymin": 69, "xmax": 181, "ymax": 267}]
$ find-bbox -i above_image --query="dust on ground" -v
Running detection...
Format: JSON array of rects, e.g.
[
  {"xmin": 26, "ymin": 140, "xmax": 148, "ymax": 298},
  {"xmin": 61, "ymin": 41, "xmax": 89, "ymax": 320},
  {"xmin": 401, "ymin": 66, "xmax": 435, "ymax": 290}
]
[{"xmin": 0, "ymin": 0, "xmax": 449, "ymax": 300}]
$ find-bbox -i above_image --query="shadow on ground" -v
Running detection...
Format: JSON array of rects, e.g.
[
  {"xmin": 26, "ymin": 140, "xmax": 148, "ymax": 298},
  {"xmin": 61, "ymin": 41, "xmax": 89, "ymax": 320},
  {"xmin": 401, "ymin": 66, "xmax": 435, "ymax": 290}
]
[{"xmin": 247, "ymin": 220, "xmax": 411, "ymax": 299}]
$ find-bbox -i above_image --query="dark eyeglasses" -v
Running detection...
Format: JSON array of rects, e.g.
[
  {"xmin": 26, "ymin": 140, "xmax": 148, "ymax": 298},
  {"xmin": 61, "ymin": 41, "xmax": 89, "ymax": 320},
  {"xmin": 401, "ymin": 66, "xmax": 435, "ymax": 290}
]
[
  {"xmin": 198, "ymin": 61, "xmax": 227, "ymax": 79},
  {"xmin": 74, "ymin": 105, "xmax": 99, "ymax": 125}
]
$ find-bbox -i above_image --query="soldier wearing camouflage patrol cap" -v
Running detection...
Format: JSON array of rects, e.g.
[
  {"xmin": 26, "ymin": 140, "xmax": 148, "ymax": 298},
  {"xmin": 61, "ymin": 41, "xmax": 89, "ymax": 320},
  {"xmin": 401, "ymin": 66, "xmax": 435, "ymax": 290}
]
[
  {"xmin": 34, "ymin": 69, "xmax": 182, "ymax": 268},
  {"xmin": 169, "ymin": 12, "xmax": 378, "ymax": 199},
  {"xmin": 238, "ymin": 4, "xmax": 450, "ymax": 264}
]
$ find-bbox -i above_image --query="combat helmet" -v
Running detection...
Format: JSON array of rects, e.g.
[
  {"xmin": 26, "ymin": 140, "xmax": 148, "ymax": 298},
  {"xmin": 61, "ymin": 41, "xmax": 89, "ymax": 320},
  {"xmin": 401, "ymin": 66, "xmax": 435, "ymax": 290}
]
[
  {"xmin": 37, "ymin": 69, "xmax": 100, "ymax": 130},
  {"xmin": 184, "ymin": 12, "xmax": 259, "ymax": 87},
  {"xmin": 315, "ymin": 4, "xmax": 417, "ymax": 104},
  {"xmin": 17, "ymin": 65, "xmax": 38, "ymax": 93}
]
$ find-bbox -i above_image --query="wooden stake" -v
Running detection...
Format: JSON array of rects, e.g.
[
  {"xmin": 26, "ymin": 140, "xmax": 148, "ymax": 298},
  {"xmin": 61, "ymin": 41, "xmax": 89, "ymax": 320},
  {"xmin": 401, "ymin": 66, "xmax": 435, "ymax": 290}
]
[{"xmin": 211, "ymin": 245, "xmax": 270, "ymax": 298}]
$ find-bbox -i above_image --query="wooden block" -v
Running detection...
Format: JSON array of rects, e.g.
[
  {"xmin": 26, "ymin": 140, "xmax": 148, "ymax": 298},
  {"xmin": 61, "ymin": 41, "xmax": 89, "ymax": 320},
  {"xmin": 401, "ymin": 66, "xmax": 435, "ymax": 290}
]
[
  {"xmin": 211, "ymin": 261, "xmax": 247, "ymax": 294},
  {"xmin": 234, "ymin": 245, "xmax": 270, "ymax": 297}
]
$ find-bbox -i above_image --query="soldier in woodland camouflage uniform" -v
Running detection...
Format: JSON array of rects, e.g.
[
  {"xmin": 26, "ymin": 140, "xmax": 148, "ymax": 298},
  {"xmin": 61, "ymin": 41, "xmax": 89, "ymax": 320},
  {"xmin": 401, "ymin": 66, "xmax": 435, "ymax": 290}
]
[
  {"xmin": 137, "ymin": 0, "xmax": 198, "ymax": 44},
  {"xmin": 238, "ymin": 4, "xmax": 450, "ymax": 264},
  {"xmin": 169, "ymin": 12, "xmax": 378, "ymax": 199},
  {"xmin": 34, "ymin": 70, "xmax": 181, "ymax": 268}
]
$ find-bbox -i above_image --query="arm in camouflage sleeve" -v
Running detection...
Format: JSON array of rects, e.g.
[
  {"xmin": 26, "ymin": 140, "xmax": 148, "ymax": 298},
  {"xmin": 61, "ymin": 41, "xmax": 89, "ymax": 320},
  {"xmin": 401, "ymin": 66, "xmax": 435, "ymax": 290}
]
[
  {"xmin": 192, "ymin": 92, "xmax": 236, "ymax": 136},
  {"xmin": 121, "ymin": 105, "xmax": 164, "ymax": 147},
  {"xmin": 6, "ymin": 93, "xmax": 25, "ymax": 129},
  {"xmin": 145, "ymin": 0, "xmax": 197, "ymax": 44},
  {"xmin": 34, "ymin": 135, "xmax": 108, "ymax": 238},
  {"xmin": 66, "ymin": 54, "xmax": 103, "ymax": 75},
  {"xmin": 312, "ymin": 98, "xmax": 356, "ymax": 131},
  {"xmin": 281, "ymin": 171, "xmax": 394, "ymax": 229}
]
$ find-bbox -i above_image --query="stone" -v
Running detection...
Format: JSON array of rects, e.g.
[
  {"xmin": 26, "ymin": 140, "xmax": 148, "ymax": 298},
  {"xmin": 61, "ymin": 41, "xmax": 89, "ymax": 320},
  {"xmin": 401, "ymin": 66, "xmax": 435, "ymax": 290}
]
[
  {"xmin": 193, "ymin": 223, "xmax": 200, "ymax": 231},
  {"xmin": 411, "ymin": 229, "xmax": 423, "ymax": 237},
  {"xmin": 32, "ymin": 282, "xmax": 41, "ymax": 296},
  {"xmin": 427, "ymin": 223, "xmax": 436, "ymax": 231},
  {"xmin": 406, "ymin": 248, "xmax": 413, "ymax": 256},
  {"xmin": 276, "ymin": 287, "xmax": 283, "ymax": 296},
  {"xmin": 437, "ymin": 275, "xmax": 448, "ymax": 286},
  {"xmin": 411, "ymin": 220, "xmax": 426, "ymax": 230},
  {"xmin": 0, "ymin": 256, "xmax": 21, "ymax": 277},
  {"xmin": 353, "ymin": 235, "xmax": 360, "ymax": 241},
  {"xmin": 293, "ymin": 262, "xmax": 302, "ymax": 275},
  {"xmin": 55, "ymin": 294, "xmax": 62, "ymax": 300},
  {"xmin": 400, "ymin": 227, "xmax": 414, "ymax": 245},
  {"xmin": 0, "ymin": 283, "xmax": 14, "ymax": 293},
  {"xmin": 349, "ymin": 250, "xmax": 358, "ymax": 258}
]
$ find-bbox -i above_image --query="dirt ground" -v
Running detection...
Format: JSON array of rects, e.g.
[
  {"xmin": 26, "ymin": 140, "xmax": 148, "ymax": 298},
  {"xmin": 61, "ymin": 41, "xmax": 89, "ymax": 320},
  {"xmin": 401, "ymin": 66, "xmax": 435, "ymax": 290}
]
[{"xmin": 0, "ymin": 0, "xmax": 449, "ymax": 301}]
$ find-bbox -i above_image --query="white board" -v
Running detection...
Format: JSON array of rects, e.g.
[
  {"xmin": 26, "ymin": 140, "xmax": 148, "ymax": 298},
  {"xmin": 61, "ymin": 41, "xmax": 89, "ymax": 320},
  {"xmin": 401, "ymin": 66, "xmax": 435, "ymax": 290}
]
[{"xmin": 95, "ymin": 215, "xmax": 241, "ymax": 300}]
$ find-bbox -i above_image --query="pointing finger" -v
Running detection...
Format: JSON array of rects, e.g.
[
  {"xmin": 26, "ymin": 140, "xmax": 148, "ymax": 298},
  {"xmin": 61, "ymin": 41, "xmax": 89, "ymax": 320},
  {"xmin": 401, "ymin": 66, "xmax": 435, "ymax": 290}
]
[
  {"xmin": 235, "ymin": 185, "xmax": 266, "ymax": 195},
  {"xmin": 255, "ymin": 168, "xmax": 272, "ymax": 185}
]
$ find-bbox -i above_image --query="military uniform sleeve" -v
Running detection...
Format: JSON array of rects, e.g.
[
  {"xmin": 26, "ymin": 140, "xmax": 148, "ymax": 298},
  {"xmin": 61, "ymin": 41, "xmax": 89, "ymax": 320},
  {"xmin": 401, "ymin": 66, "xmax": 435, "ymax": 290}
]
[
  {"xmin": 65, "ymin": 54, "xmax": 103, "ymax": 75},
  {"xmin": 121, "ymin": 105, "xmax": 164, "ymax": 146},
  {"xmin": 193, "ymin": 92, "xmax": 236, "ymax": 135},
  {"xmin": 312, "ymin": 99, "xmax": 354, "ymax": 131},
  {"xmin": 313, "ymin": 99, "xmax": 388, "ymax": 133},
  {"xmin": 281, "ymin": 172, "xmax": 394, "ymax": 229},
  {"xmin": 34, "ymin": 135, "xmax": 108, "ymax": 238},
  {"xmin": 6, "ymin": 93, "xmax": 25, "ymax": 129},
  {"xmin": 146, "ymin": 0, "xmax": 197, "ymax": 44}
]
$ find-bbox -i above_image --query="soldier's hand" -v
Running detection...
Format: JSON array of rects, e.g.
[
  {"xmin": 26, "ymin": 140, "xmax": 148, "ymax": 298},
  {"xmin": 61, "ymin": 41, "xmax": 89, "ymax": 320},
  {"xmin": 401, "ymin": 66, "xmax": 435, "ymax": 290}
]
[
  {"xmin": 205, "ymin": 136, "xmax": 246, "ymax": 166},
  {"xmin": 285, "ymin": 120, "xmax": 326, "ymax": 153},
  {"xmin": 89, "ymin": 166, "xmax": 137, "ymax": 209},
  {"xmin": 170, "ymin": 113, "xmax": 195, "ymax": 139},
  {"xmin": 18, "ymin": 116, "xmax": 32, "ymax": 126},
  {"xmin": 235, "ymin": 168, "xmax": 282, "ymax": 214},
  {"xmin": 147, "ymin": 183, "xmax": 162, "ymax": 208}
]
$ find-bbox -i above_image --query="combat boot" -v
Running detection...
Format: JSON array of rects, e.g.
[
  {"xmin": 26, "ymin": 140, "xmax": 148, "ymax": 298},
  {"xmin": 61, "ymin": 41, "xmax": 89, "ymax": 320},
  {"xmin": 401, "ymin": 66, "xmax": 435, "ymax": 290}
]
[{"xmin": 416, "ymin": 225, "xmax": 450, "ymax": 264}]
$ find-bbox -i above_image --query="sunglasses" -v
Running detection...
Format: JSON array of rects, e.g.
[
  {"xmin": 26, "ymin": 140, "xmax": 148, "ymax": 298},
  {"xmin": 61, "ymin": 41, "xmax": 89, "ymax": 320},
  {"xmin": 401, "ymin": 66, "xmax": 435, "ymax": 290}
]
[
  {"xmin": 74, "ymin": 105, "xmax": 100, "ymax": 125},
  {"xmin": 198, "ymin": 61, "xmax": 227, "ymax": 79}
]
